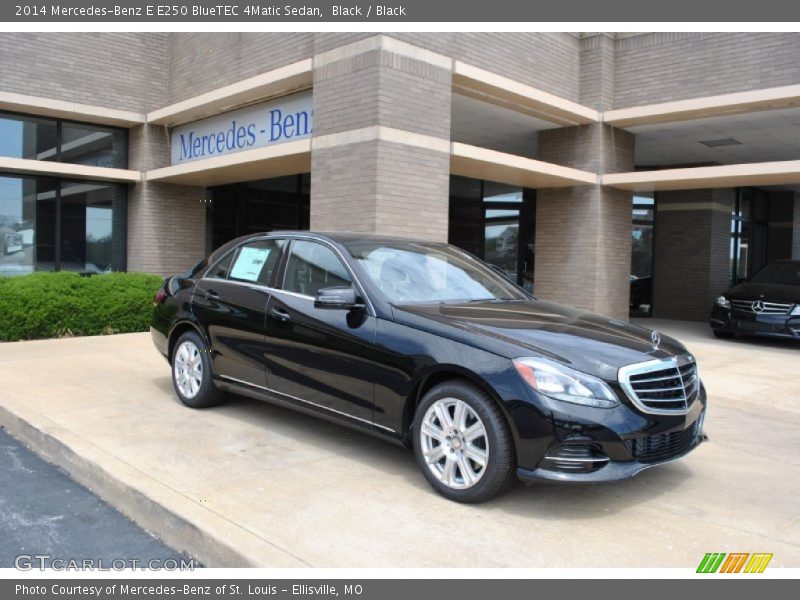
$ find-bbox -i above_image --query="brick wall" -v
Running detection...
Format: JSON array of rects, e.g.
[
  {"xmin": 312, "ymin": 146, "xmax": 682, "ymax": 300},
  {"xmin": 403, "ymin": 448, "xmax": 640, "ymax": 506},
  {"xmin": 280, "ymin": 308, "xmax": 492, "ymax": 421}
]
[
  {"xmin": 652, "ymin": 189, "xmax": 735, "ymax": 321},
  {"xmin": 127, "ymin": 123, "xmax": 205, "ymax": 274},
  {"xmin": 535, "ymin": 186, "xmax": 632, "ymax": 319},
  {"xmin": 310, "ymin": 46, "xmax": 451, "ymax": 241},
  {"xmin": 614, "ymin": 33, "xmax": 800, "ymax": 108},
  {"xmin": 315, "ymin": 33, "xmax": 581, "ymax": 100},
  {"xmin": 0, "ymin": 33, "xmax": 168, "ymax": 112},
  {"xmin": 579, "ymin": 34, "xmax": 615, "ymax": 110},
  {"xmin": 534, "ymin": 124, "xmax": 634, "ymax": 319},
  {"xmin": 166, "ymin": 33, "xmax": 314, "ymax": 105},
  {"xmin": 126, "ymin": 182, "xmax": 206, "ymax": 275}
]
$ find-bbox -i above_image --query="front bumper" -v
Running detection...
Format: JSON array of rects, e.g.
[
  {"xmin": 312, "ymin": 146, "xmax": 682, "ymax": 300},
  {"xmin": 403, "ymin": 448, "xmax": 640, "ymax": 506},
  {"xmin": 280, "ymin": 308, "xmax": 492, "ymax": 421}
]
[
  {"xmin": 510, "ymin": 380, "xmax": 708, "ymax": 484},
  {"xmin": 710, "ymin": 305, "xmax": 800, "ymax": 339},
  {"xmin": 518, "ymin": 427, "xmax": 707, "ymax": 483}
]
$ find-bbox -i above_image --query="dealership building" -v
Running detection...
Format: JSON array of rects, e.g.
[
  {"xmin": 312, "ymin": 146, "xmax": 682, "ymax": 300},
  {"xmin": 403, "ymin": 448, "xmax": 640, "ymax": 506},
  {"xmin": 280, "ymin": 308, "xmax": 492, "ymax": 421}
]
[{"xmin": 1, "ymin": 32, "xmax": 800, "ymax": 321}]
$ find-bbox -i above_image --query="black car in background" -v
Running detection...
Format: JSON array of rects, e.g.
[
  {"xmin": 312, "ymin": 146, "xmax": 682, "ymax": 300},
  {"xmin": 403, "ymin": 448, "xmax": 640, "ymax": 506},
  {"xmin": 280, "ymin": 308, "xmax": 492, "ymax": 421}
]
[
  {"xmin": 711, "ymin": 260, "xmax": 800, "ymax": 340},
  {"xmin": 151, "ymin": 232, "xmax": 707, "ymax": 503}
]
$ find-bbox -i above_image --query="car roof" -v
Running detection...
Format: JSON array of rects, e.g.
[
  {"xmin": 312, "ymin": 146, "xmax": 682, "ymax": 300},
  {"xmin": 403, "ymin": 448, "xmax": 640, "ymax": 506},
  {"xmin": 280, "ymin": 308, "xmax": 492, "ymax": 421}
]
[
  {"xmin": 226, "ymin": 230, "xmax": 440, "ymax": 246},
  {"xmin": 204, "ymin": 230, "xmax": 444, "ymax": 267}
]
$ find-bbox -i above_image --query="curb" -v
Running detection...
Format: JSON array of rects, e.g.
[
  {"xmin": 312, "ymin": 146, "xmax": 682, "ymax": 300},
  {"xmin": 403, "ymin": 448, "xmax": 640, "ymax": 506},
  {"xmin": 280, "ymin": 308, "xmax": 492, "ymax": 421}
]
[{"xmin": 0, "ymin": 403, "xmax": 305, "ymax": 568}]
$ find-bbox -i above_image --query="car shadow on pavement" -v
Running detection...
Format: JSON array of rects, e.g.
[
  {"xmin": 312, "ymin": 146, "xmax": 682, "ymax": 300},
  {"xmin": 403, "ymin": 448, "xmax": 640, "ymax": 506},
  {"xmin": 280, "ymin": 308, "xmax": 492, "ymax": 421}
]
[{"xmin": 152, "ymin": 375, "xmax": 692, "ymax": 518}]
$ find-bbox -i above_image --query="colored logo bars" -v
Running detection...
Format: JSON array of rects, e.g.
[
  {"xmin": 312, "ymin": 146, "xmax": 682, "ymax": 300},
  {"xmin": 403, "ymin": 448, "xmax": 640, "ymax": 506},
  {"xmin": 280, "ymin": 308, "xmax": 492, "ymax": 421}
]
[{"xmin": 697, "ymin": 552, "xmax": 773, "ymax": 573}]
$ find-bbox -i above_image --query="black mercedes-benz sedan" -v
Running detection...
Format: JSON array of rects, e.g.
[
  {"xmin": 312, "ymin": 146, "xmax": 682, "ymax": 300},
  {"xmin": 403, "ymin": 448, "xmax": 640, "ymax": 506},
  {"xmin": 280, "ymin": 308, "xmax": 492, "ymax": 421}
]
[
  {"xmin": 151, "ymin": 232, "xmax": 707, "ymax": 503},
  {"xmin": 710, "ymin": 260, "xmax": 800, "ymax": 340}
]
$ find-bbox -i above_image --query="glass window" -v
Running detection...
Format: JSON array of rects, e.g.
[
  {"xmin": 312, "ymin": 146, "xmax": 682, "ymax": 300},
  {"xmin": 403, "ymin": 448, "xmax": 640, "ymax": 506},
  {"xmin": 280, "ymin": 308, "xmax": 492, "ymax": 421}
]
[
  {"xmin": 61, "ymin": 122, "xmax": 127, "ymax": 168},
  {"xmin": 206, "ymin": 250, "xmax": 236, "ymax": 280},
  {"xmin": 348, "ymin": 240, "xmax": 528, "ymax": 304},
  {"xmin": 284, "ymin": 240, "xmax": 352, "ymax": 297},
  {"xmin": 0, "ymin": 175, "xmax": 55, "ymax": 275},
  {"xmin": 59, "ymin": 181, "xmax": 125, "ymax": 273},
  {"xmin": 0, "ymin": 112, "xmax": 127, "ymax": 168},
  {"xmin": 228, "ymin": 239, "xmax": 284, "ymax": 285},
  {"xmin": 0, "ymin": 113, "xmax": 58, "ymax": 161}
]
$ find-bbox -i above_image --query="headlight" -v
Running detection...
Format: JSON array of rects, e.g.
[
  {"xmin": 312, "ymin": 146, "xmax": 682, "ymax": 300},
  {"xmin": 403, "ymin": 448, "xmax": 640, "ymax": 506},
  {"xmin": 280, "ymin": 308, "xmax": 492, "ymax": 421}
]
[
  {"xmin": 512, "ymin": 357, "xmax": 619, "ymax": 408},
  {"xmin": 791, "ymin": 305, "xmax": 800, "ymax": 316},
  {"xmin": 716, "ymin": 296, "xmax": 731, "ymax": 309}
]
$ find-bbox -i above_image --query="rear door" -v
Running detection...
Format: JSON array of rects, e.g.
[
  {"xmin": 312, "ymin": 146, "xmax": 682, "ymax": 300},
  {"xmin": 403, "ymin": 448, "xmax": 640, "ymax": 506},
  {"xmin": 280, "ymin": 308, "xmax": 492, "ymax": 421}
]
[
  {"xmin": 192, "ymin": 238, "xmax": 286, "ymax": 387},
  {"xmin": 264, "ymin": 239, "xmax": 377, "ymax": 424}
]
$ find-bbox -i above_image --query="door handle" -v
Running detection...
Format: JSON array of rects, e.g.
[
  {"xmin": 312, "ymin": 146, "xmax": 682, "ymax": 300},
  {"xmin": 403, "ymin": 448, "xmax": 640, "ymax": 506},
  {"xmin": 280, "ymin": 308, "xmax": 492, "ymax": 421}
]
[
  {"xmin": 270, "ymin": 307, "xmax": 291, "ymax": 322},
  {"xmin": 205, "ymin": 289, "xmax": 220, "ymax": 300}
]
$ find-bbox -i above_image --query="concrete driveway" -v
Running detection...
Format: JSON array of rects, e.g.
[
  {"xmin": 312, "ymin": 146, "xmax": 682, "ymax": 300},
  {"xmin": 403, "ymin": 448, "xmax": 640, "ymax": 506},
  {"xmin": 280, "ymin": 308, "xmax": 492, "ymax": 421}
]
[{"xmin": 0, "ymin": 320, "xmax": 798, "ymax": 568}]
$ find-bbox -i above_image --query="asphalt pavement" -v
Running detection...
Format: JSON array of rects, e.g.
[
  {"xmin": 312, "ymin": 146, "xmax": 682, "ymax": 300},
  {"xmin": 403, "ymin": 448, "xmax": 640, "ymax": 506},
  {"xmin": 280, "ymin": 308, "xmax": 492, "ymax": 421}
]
[{"xmin": 0, "ymin": 426, "xmax": 189, "ymax": 569}]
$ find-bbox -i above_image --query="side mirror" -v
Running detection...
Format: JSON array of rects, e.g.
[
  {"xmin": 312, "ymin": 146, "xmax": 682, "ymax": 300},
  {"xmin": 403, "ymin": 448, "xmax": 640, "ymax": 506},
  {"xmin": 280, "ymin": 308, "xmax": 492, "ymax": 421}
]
[{"xmin": 314, "ymin": 286, "xmax": 364, "ymax": 310}]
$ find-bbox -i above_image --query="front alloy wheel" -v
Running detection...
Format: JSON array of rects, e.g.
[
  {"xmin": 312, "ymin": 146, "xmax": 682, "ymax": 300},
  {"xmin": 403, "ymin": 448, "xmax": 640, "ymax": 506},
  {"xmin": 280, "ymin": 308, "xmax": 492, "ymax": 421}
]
[
  {"xmin": 413, "ymin": 380, "xmax": 515, "ymax": 503},
  {"xmin": 419, "ymin": 397, "xmax": 489, "ymax": 489}
]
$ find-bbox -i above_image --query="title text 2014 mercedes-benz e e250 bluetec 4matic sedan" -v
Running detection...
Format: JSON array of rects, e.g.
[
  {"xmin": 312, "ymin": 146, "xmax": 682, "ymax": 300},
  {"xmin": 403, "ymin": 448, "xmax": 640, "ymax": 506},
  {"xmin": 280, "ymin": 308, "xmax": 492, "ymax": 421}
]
[{"xmin": 151, "ymin": 232, "xmax": 707, "ymax": 503}]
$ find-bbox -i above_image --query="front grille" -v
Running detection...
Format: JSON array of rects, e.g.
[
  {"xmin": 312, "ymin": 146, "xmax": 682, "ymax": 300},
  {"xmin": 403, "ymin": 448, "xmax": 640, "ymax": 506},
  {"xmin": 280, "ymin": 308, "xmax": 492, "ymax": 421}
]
[
  {"xmin": 731, "ymin": 299, "xmax": 792, "ymax": 315},
  {"xmin": 619, "ymin": 355, "xmax": 698, "ymax": 414},
  {"xmin": 629, "ymin": 421, "xmax": 699, "ymax": 463}
]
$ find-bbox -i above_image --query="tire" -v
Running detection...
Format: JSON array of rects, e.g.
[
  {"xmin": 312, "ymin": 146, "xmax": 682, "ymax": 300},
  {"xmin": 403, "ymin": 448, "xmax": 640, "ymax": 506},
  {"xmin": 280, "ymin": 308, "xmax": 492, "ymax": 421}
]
[
  {"xmin": 413, "ymin": 380, "xmax": 515, "ymax": 503},
  {"xmin": 713, "ymin": 330, "xmax": 735, "ymax": 339},
  {"xmin": 170, "ymin": 330, "xmax": 225, "ymax": 408}
]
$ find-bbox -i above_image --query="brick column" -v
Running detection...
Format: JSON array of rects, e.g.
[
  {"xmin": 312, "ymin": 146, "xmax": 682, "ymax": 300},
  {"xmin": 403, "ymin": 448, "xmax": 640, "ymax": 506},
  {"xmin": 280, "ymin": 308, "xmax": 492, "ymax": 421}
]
[
  {"xmin": 309, "ymin": 38, "xmax": 452, "ymax": 241},
  {"xmin": 126, "ymin": 124, "xmax": 207, "ymax": 275},
  {"xmin": 534, "ymin": 124, "xmax": 634, "ymax": 320},
  {"xmin": 651, "ymin": 189, "xmax": 735, "ymax": 321}
]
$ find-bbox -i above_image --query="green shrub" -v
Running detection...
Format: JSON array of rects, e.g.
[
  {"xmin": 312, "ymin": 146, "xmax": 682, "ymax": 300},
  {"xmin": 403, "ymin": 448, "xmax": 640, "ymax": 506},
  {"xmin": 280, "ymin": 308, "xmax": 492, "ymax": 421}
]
[{"xmin": 0, "ymin": 272, "xmax": 164, "ymax": 342}]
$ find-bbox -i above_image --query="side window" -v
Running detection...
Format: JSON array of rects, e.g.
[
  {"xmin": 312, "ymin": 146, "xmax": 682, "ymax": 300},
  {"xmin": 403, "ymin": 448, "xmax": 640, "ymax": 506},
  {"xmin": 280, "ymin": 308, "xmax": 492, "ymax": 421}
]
[
  {"xmin": 205, "ymin": 250, "xmax": 235, "ymax": 280},
  {"xmin": 283, "ymin": 240, "xmax": 352, "ymax": 297},
  {"xmin": 227, "ymin": 239, "xmax": 284, "ymax": 285}
]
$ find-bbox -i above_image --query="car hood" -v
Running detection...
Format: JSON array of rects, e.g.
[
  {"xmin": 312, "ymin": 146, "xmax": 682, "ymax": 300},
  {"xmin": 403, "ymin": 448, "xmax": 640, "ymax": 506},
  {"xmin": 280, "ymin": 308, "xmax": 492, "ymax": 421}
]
[
  {"xmin": 394, "ymin": 300, "xmax": 688, "ymax": 381},
  {"xmin": 726, "ymin": 282, "xmax": 800, "ymax": 304}
]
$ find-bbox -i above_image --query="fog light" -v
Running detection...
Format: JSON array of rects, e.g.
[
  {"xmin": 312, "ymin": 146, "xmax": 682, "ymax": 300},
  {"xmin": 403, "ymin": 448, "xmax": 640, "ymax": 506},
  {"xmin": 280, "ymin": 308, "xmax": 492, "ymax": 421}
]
[{"xmin": 542, "ymin": 444, "xmax": 609, "ymax": 472}]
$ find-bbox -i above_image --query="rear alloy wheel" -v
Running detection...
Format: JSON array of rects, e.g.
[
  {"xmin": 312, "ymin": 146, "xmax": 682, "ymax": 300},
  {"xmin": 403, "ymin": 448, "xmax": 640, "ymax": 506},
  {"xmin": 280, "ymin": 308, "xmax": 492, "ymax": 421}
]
[
  {"xmin": 171, "ymin": 331, "xmax": 224, "ymax": 408},
  {"xmin": 413, "ymin": 381, "xmax": 515, "ymax": 503}
]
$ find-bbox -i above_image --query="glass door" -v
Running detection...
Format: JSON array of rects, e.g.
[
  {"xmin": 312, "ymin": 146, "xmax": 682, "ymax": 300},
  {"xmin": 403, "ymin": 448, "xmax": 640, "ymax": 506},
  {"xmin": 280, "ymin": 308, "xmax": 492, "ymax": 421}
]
[
  {"xmin": 449, "ymin": 177, "xmax": 535, "ymax": 291},
  {"xmin": 630, "ymin": 194, "xmax": 655, "ymax": 317}
]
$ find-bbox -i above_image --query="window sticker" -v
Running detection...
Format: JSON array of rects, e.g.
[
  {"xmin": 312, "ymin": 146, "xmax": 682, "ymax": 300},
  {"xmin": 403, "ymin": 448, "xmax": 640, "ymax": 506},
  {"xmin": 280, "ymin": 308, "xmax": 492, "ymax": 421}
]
[{"xmin": 230, "ymin": 246, "xmax": 270, "ymax": 282}]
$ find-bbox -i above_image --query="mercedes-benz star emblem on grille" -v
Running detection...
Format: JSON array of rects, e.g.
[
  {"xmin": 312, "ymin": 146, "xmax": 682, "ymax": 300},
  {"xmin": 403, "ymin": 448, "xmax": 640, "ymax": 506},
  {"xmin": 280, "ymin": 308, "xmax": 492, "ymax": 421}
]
[
  {"xmin": 751, "ymin": 300, "xmax": 765, "ymax": 313},
  {"xmin": 650, "ymin": 330, "xmax": 661, "ymax": 349}
]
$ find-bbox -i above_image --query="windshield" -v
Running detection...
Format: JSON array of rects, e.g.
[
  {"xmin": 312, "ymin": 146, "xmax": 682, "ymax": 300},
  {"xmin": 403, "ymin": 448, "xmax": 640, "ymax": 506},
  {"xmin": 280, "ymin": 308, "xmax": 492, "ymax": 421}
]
[
  {"xmin": 346, "ymin": 240, "xmax": 530, "ymax": 304},
  {"xmin": 749, "ymin": 262, "xmax": 800, "ymax": 286}
]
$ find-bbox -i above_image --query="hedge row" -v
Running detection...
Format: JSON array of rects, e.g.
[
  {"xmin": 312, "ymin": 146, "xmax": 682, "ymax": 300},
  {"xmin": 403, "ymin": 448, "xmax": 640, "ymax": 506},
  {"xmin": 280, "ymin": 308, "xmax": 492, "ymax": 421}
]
[{"xmin": 0, "ymin": 272, "xmax": 164, "ymax": 342}]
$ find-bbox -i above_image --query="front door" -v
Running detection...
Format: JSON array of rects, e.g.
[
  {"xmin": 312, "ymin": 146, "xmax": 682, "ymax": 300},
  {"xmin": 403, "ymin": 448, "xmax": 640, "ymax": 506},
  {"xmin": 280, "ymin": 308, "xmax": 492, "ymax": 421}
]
[
  {"xmin": 264, "ymin": 239, "xmax": 376, "ymax": 424},
  {"xmin": 192, "ymin": 238, "xmax": 285, "ymax": 387}
]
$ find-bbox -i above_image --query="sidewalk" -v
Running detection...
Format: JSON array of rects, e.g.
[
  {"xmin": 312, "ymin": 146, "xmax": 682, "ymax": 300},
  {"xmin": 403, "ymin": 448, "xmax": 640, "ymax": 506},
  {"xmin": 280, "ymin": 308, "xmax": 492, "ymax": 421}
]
[{"xmin": 0, "ymin": 324, "xmax": 798, "ymax": 567}]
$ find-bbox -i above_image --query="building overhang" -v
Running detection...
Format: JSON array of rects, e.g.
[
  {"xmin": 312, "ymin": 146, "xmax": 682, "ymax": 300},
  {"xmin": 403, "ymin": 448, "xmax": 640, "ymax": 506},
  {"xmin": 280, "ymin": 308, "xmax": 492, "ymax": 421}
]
[
  {"xmin": 602, "ymin": 160, "xmax": 800, "ymax": 191},
  {"xmin": 0, "ymin": 91, "xmax": 145, "ymax": 127},
  {"xmin": 144, "ymin": 139, "xmax": 311, "ymax": 187},
  {"xmin": 146, "ymin": 59, "xmax": 313, "ymax": 128},
  {"xmin": 0, "ymin": 156, "xmax": 141, "ymax": 183},
  {"xmin": 450, "ymin": 143, "xmax": 597, "ymax": 188},
  {"xmin": 604, "ymin": 84, "xmax": 800, "ymax": 128},
  {"xmin": 452, "ymin": 62, "xmax": 599, "ymax": 128}
]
